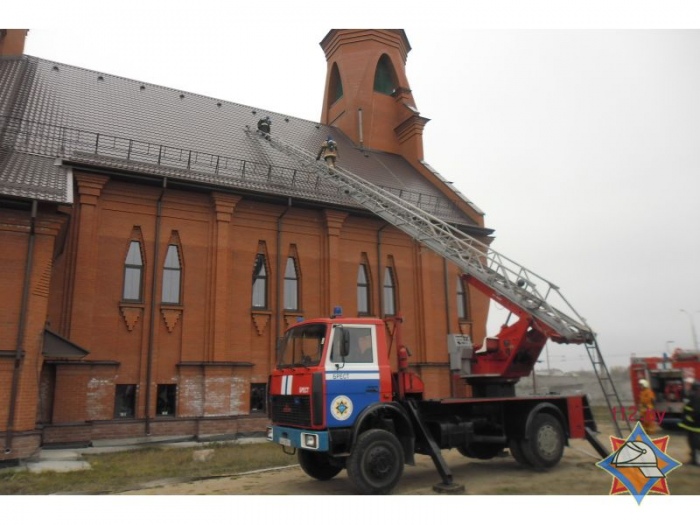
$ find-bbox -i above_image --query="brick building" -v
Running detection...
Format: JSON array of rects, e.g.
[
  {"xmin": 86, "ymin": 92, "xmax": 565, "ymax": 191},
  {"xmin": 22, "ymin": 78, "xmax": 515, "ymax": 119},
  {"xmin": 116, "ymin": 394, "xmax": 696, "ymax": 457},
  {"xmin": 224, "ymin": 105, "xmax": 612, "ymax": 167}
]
[{"xmin": 0, "ymin": 29, "xmax": 492, "ymax": 462}]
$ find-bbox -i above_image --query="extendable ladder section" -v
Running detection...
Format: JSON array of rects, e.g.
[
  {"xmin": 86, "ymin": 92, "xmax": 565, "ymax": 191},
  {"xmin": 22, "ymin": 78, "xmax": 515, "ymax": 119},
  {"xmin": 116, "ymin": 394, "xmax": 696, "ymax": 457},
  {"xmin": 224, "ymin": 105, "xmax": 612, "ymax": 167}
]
[
  {"xmin": 247, "ymin": 128, "xmax": 590, "ymax": 342},
  {"xmin": 247, "ymin": 128, "xmax": 628, "ymax": 423},
  {"xmin": 586, "ymin": 338, "xmax": 631, "ymax": 437}
]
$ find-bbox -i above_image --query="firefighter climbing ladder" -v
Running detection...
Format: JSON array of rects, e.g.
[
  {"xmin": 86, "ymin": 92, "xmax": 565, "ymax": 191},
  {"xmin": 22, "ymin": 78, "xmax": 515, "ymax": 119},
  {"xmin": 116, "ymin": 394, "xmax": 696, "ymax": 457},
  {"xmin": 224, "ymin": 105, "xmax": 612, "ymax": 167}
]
[{"xmin": 246, "ymin": 128, "xmax": 629, "ymax": 437}]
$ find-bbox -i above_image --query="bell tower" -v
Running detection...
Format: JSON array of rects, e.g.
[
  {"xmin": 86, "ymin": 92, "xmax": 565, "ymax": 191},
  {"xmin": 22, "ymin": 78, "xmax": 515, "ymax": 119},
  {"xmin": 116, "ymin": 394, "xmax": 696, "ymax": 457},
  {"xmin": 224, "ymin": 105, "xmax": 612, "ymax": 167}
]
[{"xmin": 319, "ymin": 29, "xmax": 429, "ymax": 159}]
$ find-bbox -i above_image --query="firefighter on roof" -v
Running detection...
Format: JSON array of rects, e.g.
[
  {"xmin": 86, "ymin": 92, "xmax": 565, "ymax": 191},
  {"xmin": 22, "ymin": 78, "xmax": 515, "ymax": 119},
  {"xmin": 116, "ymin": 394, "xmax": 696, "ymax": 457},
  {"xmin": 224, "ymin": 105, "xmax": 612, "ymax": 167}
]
[
  {"xmin": 257, "ymin": 116, "xmax": 271, "ymax": 139},
  {"xmin": 317, "ymin": 135, "xmax": 339, "ymax": 171}
]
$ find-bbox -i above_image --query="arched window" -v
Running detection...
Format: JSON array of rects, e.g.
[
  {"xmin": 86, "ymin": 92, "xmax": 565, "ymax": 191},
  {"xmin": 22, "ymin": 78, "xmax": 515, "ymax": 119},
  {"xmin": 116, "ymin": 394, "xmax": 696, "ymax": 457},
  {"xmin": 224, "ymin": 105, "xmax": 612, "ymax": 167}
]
[
  {"xmin": 252, "ymin": 253, "xmax": 268, "ymax": 309},
  {"xmin": 383, "ymin": 267, "xmax": 397, "ymax": 316},
  {"xmin": 162, "ymin": 244, "xmax": 182, "ymax": 304},
  {"xmin": 373, "ymin": 54, "xmax": 398, "ymax": 95},
  {"xmin": 122, "ymin": 240, "xmax": 144, "ymax": 302},
  {"xmin": 457, "ymin": 276, "xmax": 469, "ymax": 320},
  {"xmin": 328, "ymin": 62, "xmax": 343, "ymax": 105},
  {"xmin": 284, "ymin": 256, "xmax": 299, "ymax": 311},
  {"xmin": 357, "ymin": 264, "xmax": 370, "ymax": 315}
]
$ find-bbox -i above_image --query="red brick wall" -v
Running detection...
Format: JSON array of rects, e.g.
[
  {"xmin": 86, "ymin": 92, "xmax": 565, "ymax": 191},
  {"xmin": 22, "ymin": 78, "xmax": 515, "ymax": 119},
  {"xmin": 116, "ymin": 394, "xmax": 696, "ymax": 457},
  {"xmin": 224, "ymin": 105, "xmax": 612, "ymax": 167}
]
[
  {"xmin": 0, "ymin": 206, "xmax": 65, "ymax": 459},
  {"xmin": 1, "ymin": 166, "xmax": 488, "ymax": 452}
]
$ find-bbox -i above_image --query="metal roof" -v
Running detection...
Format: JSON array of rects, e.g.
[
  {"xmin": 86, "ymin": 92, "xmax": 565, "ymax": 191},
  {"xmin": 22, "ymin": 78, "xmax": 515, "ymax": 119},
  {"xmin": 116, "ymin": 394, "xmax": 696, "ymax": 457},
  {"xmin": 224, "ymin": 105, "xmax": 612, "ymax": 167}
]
[{"xmin": 0, "ymin": 55, "xmax": 476, "ymax": 225}]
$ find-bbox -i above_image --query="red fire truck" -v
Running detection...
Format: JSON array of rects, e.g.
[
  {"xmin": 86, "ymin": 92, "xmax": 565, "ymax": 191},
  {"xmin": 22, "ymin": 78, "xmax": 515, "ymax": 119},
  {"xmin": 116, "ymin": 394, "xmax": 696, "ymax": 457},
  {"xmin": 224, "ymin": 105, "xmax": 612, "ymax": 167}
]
[
  {"xmin": 252, "ymin": 129, "xmax": 616, "ymax": 494},
  {"xmin": 268, "ymin": 305, "xmax": 608, "ymax": 494},
  {"xmin": 630, "ymin": 350, "xmax": 700, "ymax": 427}
]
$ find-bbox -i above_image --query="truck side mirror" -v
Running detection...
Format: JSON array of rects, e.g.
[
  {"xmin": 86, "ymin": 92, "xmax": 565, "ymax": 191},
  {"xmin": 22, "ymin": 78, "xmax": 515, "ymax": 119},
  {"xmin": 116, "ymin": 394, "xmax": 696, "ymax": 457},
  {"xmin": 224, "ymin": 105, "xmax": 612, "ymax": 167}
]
[{"xmin": 340, "ymin": 329, "xmax": 350, "ymax": 358}]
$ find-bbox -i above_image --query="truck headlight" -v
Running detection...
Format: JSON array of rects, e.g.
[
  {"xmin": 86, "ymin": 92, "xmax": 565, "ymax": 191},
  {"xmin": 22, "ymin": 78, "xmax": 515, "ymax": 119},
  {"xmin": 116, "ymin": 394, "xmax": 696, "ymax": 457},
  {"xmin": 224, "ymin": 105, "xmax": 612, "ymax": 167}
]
[{"xmin": 302, "ymin": 433, "xmax": 318, "ymax": 449}]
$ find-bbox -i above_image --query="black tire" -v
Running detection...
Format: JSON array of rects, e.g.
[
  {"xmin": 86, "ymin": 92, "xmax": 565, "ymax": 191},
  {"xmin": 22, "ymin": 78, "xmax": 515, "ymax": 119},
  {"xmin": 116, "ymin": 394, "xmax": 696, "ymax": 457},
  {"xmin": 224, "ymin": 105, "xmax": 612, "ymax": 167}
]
[
  {"xmin": 521, "ymin": 412, "xmax": 565, "ymax": 469},
  {"xmin": 298, "ymin": 449, "xmax": 343, "ymax": 481},
  {"xmin": 508, "ymin": 438, "xmax": 532, "ymax": 466},
  {"xmin": 457, "ymin": 442, "xmax": 504, "ymax": 460},
  {"xmin": 347, "ymin": 429, "xmax": 404, "ymax": 495}
]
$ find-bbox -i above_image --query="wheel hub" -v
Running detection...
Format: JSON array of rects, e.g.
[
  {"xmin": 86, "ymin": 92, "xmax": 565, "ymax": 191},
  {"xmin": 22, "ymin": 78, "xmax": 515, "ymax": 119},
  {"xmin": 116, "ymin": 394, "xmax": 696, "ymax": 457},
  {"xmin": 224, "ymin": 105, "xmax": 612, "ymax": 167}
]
[
  {"xmin": 537, "ymin": 424, "xmax": 559, "ymax": 457},
  {"xmin": 365, "ymin": 446, "xmax": 394, "ymax": 479}
]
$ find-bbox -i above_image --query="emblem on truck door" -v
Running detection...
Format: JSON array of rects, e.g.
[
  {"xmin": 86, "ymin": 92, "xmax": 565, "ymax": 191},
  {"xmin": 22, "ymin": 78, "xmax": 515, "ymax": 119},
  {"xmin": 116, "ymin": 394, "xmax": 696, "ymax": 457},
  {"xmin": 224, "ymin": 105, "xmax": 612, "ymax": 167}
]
[{"xmin": 331, "ymin": 395, "xmax": 353, "ymax": 421}]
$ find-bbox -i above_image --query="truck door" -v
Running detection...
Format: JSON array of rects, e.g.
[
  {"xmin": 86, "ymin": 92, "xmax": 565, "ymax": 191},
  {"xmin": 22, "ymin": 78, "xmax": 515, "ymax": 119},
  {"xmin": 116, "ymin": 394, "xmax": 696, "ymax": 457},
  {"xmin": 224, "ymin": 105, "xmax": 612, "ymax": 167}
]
[{"xmin": 325, "ymin": 324, "xmax": 380, "ymax": 428}]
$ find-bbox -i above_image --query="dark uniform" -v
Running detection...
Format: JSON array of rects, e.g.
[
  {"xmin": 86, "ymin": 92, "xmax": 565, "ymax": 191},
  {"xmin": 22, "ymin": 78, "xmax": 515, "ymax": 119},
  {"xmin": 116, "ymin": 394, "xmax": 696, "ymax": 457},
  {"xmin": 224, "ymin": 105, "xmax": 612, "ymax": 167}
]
[
  {"xmin": 678, "ymin": 380, "xmax": 700, "ymax": 466},
  {"xmin": 257, "ymin": 116, "xmax": 271, "ymax": 137}
]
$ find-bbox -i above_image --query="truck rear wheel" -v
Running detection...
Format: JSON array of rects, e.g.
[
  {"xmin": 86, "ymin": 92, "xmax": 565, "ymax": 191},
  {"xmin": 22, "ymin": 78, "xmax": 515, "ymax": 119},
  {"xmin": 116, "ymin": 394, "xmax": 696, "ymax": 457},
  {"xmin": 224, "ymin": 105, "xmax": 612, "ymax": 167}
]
[
  {"xmin": 347, "ymin": 429, "xmax": 404, "ymax": 495},
  {"xmin": 298, "ymin": 449, "xmax": 343, "ymax": 481},
  {"xmin": 522, "ymin": 413, "xmax": 564, "ymax": 469},
  {"xmin": 508, "ymin": 438, "xmax": 532, "ymax": 466}
]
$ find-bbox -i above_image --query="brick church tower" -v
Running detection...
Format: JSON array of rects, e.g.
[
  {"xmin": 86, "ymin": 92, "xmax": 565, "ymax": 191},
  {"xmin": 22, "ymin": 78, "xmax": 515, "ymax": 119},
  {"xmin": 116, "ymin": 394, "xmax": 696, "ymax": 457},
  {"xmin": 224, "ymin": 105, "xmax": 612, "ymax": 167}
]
[
  {"xmin": 0, "ymin": 29, "xmax": 28, "ymax": 56},
  {"xmin": 320, "ymin": 30, "xmax": 428, "ymax": 161}
]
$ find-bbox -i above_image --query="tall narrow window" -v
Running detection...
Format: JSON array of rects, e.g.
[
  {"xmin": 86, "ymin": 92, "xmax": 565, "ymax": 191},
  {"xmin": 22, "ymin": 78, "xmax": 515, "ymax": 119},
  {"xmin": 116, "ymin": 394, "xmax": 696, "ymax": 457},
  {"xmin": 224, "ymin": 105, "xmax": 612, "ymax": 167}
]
[
  {"xmin": 373, "ymin": 54, "xmax": 398, "ymax": 95},
  {"xmin": 284, "ymin": 257, "xmax": 299, "ymax": 311},
  {"xmin": 162, "ymin": 245, "xmax": 182, "ymax": 304},
  {"xmin": 357, "ymin": 264, "xmax": 370, "ymax": 315},
  {"xmin": 457, "ymin": 276, "xmax": 469, "ymax": 319},
  {"xmin": 252, "ymin": 253, "xmax": 268, "ymax": 309},
  {"xmin": 328, "ymin": 62, "xmax": 343, "ymax": 105},
  {"xmin": 122, "ymin": 241, "xmax": 143, "ymax": 301},
  {"xmin": 383, "ymin": 267, "xmax": 396, "ymax": 316}
]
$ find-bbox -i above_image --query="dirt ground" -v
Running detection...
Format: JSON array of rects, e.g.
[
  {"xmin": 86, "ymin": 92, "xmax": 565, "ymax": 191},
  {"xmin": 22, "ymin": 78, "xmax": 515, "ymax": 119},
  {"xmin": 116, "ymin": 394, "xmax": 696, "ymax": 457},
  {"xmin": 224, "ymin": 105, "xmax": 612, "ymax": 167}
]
[{"xmin": 119, "ymin": 418, "xmax": 699, "ymax": 497}]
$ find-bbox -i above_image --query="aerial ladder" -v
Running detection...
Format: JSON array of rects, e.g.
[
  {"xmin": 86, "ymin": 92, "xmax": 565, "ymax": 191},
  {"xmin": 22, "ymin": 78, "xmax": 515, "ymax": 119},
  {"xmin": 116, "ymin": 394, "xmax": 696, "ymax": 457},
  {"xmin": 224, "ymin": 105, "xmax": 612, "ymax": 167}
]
[{"xmin": 246, "ymin": 127, "xmax": 630, "ymax": 438}]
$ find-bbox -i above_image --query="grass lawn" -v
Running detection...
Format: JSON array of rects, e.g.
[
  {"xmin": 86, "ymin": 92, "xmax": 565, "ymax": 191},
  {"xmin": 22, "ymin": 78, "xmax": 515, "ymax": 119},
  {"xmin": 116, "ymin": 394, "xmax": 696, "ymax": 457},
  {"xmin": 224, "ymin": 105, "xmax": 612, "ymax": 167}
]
[{"xmin": 0, "ymin": 441, "xmax": 299, "ymax": 495}]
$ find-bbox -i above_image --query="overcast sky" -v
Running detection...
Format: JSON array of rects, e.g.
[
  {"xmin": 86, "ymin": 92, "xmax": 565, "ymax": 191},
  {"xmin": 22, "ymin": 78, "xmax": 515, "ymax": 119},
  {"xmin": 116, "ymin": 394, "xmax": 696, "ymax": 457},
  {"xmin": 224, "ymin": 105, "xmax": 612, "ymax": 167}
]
[{"xmin": 8, "ymin": 2, "xmax": 700, "ymax": 372}]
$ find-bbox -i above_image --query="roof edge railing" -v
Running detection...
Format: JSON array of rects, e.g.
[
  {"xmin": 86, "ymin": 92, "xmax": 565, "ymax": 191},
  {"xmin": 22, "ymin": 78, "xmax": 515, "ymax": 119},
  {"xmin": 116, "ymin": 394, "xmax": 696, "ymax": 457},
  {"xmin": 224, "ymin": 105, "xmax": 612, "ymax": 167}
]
[{"xmin": 0, "ymin": 115, "xmax": 468, "ymax": 222}]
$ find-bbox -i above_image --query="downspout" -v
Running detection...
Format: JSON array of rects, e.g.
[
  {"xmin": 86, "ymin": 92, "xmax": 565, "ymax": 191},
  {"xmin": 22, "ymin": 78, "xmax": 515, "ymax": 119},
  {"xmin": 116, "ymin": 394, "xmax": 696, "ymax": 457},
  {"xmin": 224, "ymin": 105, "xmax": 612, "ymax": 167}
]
[
  {"xmin": 145, "ymin": 178, "xmax": 167, "ymax": 436},
  {"xmin": 5, "ymin": 200, "xmax": 37, "ymax": 454},
  {"xmin": 275, "ymin": 198, "xmax": 292, "ymax": 344},
  {"xmin": 376, "ymin": 224, "xmax": 388, "ymax": 316},
  {"xmin": 443, "ymin": 258, "xmax": 451, "ymax": 335},
  {"xmin": 358, "ymin": 108, "xmax": 364, "ymax": 150},
  {"xmin": 443, "ymin": 258, "xmax": 454, "ymax": 397}
]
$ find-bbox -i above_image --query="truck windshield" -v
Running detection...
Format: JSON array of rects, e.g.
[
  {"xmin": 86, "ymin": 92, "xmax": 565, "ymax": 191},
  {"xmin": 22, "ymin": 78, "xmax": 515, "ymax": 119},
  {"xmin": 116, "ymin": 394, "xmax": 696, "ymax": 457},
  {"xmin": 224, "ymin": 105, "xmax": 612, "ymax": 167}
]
[{"xmin": 277, "ymin": 323, "xmax": 326, "ymax": 368}]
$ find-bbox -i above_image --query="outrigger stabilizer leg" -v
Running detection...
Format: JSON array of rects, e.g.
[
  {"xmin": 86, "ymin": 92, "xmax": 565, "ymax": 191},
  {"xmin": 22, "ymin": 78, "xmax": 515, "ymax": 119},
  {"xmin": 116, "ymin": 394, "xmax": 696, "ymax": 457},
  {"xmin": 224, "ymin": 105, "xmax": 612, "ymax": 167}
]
[{"xmin": 406, "ymin": 400, "xmax": 465, "ymax": 494}]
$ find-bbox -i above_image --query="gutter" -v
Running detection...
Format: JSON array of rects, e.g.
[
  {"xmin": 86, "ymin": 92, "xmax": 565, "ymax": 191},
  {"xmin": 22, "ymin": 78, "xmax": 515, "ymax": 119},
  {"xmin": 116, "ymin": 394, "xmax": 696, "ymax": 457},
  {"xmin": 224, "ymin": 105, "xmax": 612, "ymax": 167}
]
[
  {"xmin": 5, "ymin": 199, "xmax": 37, "ymax": 454},
  {"xmin": 145, "ymin": 178, "xmax": 167, "ymax": 435}
]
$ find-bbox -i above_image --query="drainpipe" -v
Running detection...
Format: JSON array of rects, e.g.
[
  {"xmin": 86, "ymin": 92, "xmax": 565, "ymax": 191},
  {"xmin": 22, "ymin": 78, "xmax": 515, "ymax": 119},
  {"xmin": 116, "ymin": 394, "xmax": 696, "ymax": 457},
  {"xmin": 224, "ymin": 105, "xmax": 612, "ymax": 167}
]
[
  {"xmin": 358, "ymin": 108, "xmax": 364, "ymax": 150},
  {"xmin": 275, "ymin": 198, "xmax": 292, "ymax": 345},
  {"xmin": 376, "ymin": 224, "xmax": 388, "ymax": 316},
  {"xmin": 443, "ymin": 258, "xmax": 451, "ymax": 335},
  {"xmin": 145, "ymin": 178, "xmax": 167, "ymax": 436},
  {"xmin": 5, "ymin": 200, "xmax": 37, "ymax": 454},
  {"xmin": 443, "ymin": 258, "xmax": 454, "ymax": 398}
]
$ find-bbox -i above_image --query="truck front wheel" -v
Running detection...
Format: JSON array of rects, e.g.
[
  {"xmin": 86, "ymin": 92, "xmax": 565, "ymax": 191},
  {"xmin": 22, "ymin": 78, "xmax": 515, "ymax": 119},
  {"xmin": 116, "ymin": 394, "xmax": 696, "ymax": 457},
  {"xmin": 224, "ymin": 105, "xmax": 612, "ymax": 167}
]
[
  {"xmin": 298, "ymin": 449, "xmax": 343, "ymax": 481},
  {"xmin": 347, "ymin": 429, "xmax": 404, "ymax": 495},
  {"xmin": 522, "ymin": 413, "xmax": 565, "ymax": 469}
]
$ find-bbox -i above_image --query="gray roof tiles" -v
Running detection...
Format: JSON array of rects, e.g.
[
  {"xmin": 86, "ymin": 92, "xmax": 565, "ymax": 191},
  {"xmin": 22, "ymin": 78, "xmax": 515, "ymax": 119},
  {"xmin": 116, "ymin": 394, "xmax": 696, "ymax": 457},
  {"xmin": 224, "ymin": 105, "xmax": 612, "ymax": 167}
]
[{"xmin": 0, "ymin": 55, "xmax": 474, "ymax": 225}]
